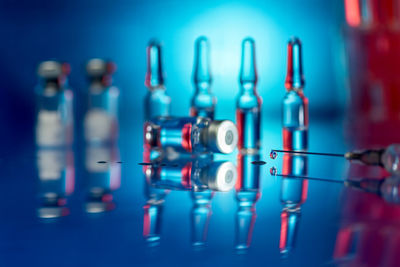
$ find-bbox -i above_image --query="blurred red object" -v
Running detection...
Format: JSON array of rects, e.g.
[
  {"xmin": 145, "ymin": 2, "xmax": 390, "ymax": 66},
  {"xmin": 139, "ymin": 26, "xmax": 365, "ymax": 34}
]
[{"xmin": 344, "ymin": 0, "xmax": 400, "ymax": 146}]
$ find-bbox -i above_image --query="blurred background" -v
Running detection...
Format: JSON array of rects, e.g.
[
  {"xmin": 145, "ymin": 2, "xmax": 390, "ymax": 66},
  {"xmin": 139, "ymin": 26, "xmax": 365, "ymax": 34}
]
[{"xmin": 0, "ymin": 0, "xmax": 344, "ymax": 149}]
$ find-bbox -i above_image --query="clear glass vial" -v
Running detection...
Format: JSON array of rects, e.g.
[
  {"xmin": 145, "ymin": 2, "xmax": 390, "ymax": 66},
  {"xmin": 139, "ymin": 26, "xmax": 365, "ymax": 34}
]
[
  {"xmin": 35, "ymin": 60, "xmax": 73, "ymax": 147},
  {"xmin": 144, "ymin": 117, "xmax": 238, "ymax": 154},
  {"xmin": 84, "ymin": 58, "xmax": 119, "ymax": 144}
]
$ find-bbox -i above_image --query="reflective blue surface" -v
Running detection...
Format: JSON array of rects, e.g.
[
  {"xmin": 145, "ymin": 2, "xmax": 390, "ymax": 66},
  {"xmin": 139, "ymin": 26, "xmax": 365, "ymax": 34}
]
[{"xmin": 1, "ymin": 111, "xmax": 351, "ymax": 266}]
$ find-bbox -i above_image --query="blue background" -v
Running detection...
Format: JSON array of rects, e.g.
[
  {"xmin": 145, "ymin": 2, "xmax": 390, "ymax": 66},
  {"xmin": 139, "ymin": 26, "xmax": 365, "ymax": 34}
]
[
  {"xmin": 0, "ymin": 1, "xmax": 354, "ymax": 266},
  {"xmin": 0, "ymin": 0, "xmax": 345, "ymax": 144}
]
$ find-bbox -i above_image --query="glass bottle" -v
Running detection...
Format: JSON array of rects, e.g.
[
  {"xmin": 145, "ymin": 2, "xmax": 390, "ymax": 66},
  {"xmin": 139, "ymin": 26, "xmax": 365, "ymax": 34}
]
[
  {"xmin": 84, "ymin": 58, "xmax": 119, "ymax": 144},
  {"xmin": 35, "ymin": 60, "xmax": 73, "ymax": 147},
  {"xmin": 144, "ymin": 39, "xmax": 171, "ymax": 121},
  {"xmin": 144, "ymin": 117, "xmax": 238, "ymax": 154},
  {"xmin": 35, "ymin": 60, "xmax": 75, "ymax": 219},
  {"xmin": 236, "ymin": 38, "xmax": 262, "ymax": 154},
  {"xmin": 190, "ymin": 36, "xmax": 216, "ymax": 119},
  {"xmin": 282, "ymin": 37, "xmax": 308, "ymax": 151}
]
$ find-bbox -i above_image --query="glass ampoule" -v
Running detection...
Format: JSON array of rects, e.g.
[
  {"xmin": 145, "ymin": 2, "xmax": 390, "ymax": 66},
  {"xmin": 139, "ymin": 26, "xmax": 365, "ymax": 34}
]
[
  {"xmin": 144, "ymin": 117, "xmax": 238, "ymax": 154},
  {"xmin": 84, "ymin": 59, "xmax": 119, "ymax": 144},
  {"xmin": 144, "ymin": 40, "xmax": 171, "ymax": 121},
  {"xmin": 236, "ymin": 38, "xmax": 262, "ymax": 154},
  {"xmin": 282, "ymin": 37, "xmax": 308, "ymax": 151},
  {"xmin": 190, "ymin": 36, "xmax": 216, "ymax": 119},
  {"xmin": 235, "ymin": 153, "xmax": 261, "ymax": 251},
  {"xmin": 35, "ymin": 60, "xmax": 73, "ymax": 147}
]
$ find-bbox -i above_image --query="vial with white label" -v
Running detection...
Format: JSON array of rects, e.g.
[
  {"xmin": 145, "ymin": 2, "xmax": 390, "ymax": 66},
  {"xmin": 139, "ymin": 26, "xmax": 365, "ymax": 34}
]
[
  {"xmin": 84, "ymin": 59, "xmax": 119, "ymax": 144},
  {"xmin": 144, "ymin": 117, "xmax": 238, "ymax": 154},
  {"xmin": 35, "ymin": 60, "xmax": 73, "ymax": 147}
]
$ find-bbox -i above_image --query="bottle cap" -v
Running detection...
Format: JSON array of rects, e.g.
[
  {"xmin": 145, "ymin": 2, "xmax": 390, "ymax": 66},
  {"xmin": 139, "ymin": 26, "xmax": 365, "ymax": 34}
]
[
  {"xmin": 86, "ymin": 58, "xmax": 116, "ymax": 78},
  {"xmin": 38, "ymin": 60, "xmax": 63, "ymax": 79},
  {"xmin": 205, "ymin": 120, "xmax": 238, "ymax": 154},
  {"xmin": 202, "ymin": 161, "xmax": 237, "ymax": 191}
]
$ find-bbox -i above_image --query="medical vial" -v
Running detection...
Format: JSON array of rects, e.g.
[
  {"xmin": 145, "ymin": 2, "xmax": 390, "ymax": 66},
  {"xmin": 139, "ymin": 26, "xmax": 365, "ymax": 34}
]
[
  {"xmin": 35, "ymin": 60, "xmax": 73, "ymax": 147},
  {"xmin": 283, "ymin": 37, "xmax": 308, "ymax": 151},
  {"xmin": 144, "ymin": 40, "xmax": 171, "ymax": 121},
  {"xmin": 236, "ymin": 38, "xmax": 262, "ymax": 154},
  {"xmin": 84, "ymin": 59, "xmax": 119, "ymax": 144},
  {"xmin": 144, "ymin": 117, "xmax": 238, "ymax": 154},
  {"xmin": 190, "ymin": 36, "xmax": 216, "ymax": 119},
  {"xmin": 235, "ymin": 153, "xmax": 261, "ymax": 251}
]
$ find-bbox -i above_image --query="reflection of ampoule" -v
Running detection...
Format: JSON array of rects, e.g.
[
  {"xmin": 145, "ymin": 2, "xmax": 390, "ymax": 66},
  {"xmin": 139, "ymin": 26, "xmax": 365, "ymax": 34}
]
[
  {"xmin": 191, "ymin": 189, "xmax": 213, "ymax": 248},
  {"xmin": 235, "ymin": 153, "xmax": 261, "ymax": 252},
  {"xmin": 279, "ymin": 153, "xmax": 308, "ymax": 258},
  {"xmin": 84, "ymin": 59, "xmax": 119, "ymax": 143},
  {"xmin": 144, "ymin": 40, "xmax": 171, "ymax": 121},
  {"xmin": 190, "ymin": 36, "xmax": 215, "ymax": 119},
  {"xmin": 282, "ymin": 37, "xmax": 308, "ymax": 151},
  {"xmin": 35, "ymin": 60, "xmax": 74, "ymax": 219},
  {"xmin": 143, "ymin": 163, "xmax": 169, "ymax": 246},
  {"xmin": 35, "ymin": 60, "xmax": 73, "ymax": 147},
  {"xmin": 236, "ymin": 38, "xmax": 262, "ymax": 154}
]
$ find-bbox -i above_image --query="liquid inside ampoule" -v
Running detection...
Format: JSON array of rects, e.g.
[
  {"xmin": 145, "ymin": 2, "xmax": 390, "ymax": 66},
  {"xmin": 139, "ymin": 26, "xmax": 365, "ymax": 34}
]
[{"xmin": 236, "ymin": 107, "xmax": 261, "ymax": 151}]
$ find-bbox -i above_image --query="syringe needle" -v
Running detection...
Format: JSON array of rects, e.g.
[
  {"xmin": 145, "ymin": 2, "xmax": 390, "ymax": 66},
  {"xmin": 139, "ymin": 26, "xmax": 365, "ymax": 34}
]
[{"xmin": 270, "ymin": 149, "xmax": 344, "ymax": 158}]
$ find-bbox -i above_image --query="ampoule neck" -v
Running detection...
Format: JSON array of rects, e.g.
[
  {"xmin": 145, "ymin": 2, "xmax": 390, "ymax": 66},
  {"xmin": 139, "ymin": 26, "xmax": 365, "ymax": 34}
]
[
  {"xmin": 195, "ymin": 81, "xmax": 211, "ymax": 93},
  {"xmin": 240, "ymin": 82, "xmax": 257, "ymax": 93}
]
